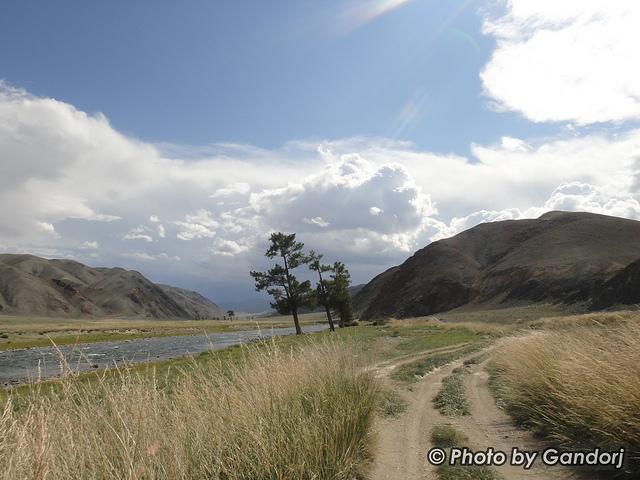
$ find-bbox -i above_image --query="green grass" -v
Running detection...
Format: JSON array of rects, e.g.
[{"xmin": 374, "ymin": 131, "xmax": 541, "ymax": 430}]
[
  {"xmin": 431, "ymin": 424, "xmax": 469, "ymax": 448},
  {"xmin": 431, "ymin": 425, "xmax": 502, "ymax": 480},
  {"xmin": 391, "ymin": 344, "xmax": 483, "ymax": 383},
  {"xmin": 0, "ymin": 312, "xmax": 328, "ymax": 351},
  {"xmin": 1, "ymin": 321, "xmax": 496, "ymax": 410},
  {"xmin": 389, "ymin": 327, "xmax": 481, "ymax": 358},
  {"xmin": 377, "ymin": 389, "xmax": 408, "ymax": 418},
  {"xmin": 434, "ymin": 371, "xmax": 471, "ymax": 416},
  {"xmin": 436, "ymin": 465, "xmax": 502, "ymax": 480}
]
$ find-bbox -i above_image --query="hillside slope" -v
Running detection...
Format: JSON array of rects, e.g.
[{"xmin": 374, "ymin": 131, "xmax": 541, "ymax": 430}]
[
  {"xmin": 0, "ymin": 254, "xmax": 224, "ymax": 319},
  {"xmin": 357, "ymin": 211, "xmax": 640, "ymax": 320},
  {"xmin": 591, "ymin": 258, "xmax": 640, "ymax": 309}
]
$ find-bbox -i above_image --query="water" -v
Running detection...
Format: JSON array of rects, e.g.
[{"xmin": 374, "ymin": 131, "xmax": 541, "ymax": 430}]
[{"xmin": 0, "ymin": 323, "xmax": 329, "ymax": 386}]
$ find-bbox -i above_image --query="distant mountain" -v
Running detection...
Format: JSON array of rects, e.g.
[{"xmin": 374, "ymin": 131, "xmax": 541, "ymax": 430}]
[
  {"xmin": 356, "ymin": 211, "xmax": 640, "ymax": 320},
  {"xmin": 0, "ymin": 254, "xmax": 224, "ymax": 319}
]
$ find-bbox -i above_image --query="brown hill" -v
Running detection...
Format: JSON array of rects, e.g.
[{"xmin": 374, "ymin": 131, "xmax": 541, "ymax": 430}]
[
  {"xmin": 0, "ymin": 254, "xmax": 224, "ymax": 319},
  {"xmin": 591, "ymin": 258, "xmax": 640, "ymax": 309},
  {"xmin": 357, "ymin": 211, "xmax": 640, "ymax": 320}
]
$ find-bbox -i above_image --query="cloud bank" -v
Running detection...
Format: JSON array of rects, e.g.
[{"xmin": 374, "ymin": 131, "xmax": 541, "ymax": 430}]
[
  {"xmin": 481, "ymin": 0, "xmax": 640, "ymax": 124},
  {"xmin": 1, "ymin": 82, "xmax": 639, "ymax": 296}
]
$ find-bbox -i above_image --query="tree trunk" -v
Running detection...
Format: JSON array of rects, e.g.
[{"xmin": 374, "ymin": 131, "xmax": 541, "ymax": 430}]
[
  {"xmin": 317, "ymin": 270, "xmax": 335, "ymax": 332},
  {"xmin": 292, "ymin": 308, "xmax": 303, "ymax": 335},
  {"xmin": 324, "ymin": 305, "xmax": 335, "ymax": 332}
]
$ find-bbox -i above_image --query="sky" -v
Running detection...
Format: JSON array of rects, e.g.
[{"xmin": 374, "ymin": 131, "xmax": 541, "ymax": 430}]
[{"xmin": 1, "ymin": 0, "xmax": 640, "ymax": 311}]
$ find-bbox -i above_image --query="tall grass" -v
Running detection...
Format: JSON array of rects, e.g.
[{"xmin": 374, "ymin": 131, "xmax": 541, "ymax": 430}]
[
  {"xmin": 0, "ymin": 338, "xmax": 378, "ymax": 480},
  {"xmin": 489, "ymin": 322, "xmax": 640, "ymax": 476}
]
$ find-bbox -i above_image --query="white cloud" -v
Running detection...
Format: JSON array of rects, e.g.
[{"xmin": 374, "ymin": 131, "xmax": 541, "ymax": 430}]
[
  {"xmin": 481, "ymin": 0, "xmax": 640, "ymax": 124},
  {"xmin": 539, "ymin": 182, "xmax": 640, "ymax": 219},
  {"xmin": 210, "ymin": 239, "xmax": 249, "ymax": 257},
  {"xmin": 122, "ymin": 226, "xmax": 153, "ymax": 242},
  {"xmin": 250, "ymin": 154, "xmax": 435, "ymax": 236},
  {"xmin": 210, "ymin": 182, "xmax": 251, "ymax": 198},
  {"xmin": 303, "ymin": 217, "xmax": 330, "ymax": 228},
  {"xmin": 79, "ymin": 241, "xmax": 99, "ymax": 249},
  {"xmin": 175, "ymin": 210, "xmax": 219, "ymax": 241},
  {"xmin": 2, "ymin": 83, "xmax": 640, "ymax": 290},
  {"xmin": 500, "ymin": 136, "xmax": 529, "ymax": 152},
  {"xmin": 37, "ymin": 222, "xmax": 57, "ymax": 236},
  {"xmin": 122, "ymin": 252, "xmax": 180, "ymax": 262}
]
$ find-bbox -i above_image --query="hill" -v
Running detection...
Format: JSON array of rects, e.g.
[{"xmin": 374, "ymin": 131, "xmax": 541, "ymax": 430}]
[
  {"xmin": 0, "ymin": 254, "xmax": 224, "ymax": 319},
  {"xmin": 591, "ymin": 258, "xmax": 640, "ymax": 309},
  {"xmin": 356, "ymin": 211, "xmax": 640, "ymax": 320}
]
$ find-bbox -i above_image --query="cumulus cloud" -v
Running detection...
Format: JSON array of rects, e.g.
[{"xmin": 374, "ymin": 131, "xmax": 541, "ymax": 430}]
[
  {"xmin": 211, "ymin": 239, "xmax": 250, "ymax": 257},
  {"xmin": 175, "ymin": 210, "xmax": 219, "ymax": 240},
  {"xmin": 2, "ymin": 82, "xmax": 640, "ymax": 293},
  {"xmin": 250, "ymin": 154, "xmax": 435, "ymax": 235},
  {"xmin": 481, "ymin": 0, "xmax": 640, "ymax": 124}
]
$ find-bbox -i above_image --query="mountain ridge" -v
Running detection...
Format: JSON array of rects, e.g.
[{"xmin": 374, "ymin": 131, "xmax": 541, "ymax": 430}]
[
  {"xmin": 0, "ymin": 254, "xmax": 224, "ymax": 319},
  {"xmin": 356, "ymin": 211, "xmax": 640, "ymax": 319}
]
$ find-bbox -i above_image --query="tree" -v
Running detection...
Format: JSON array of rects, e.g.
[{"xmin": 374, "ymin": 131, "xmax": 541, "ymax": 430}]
[
  {"xmin": 250, "ymin": 232, "xmax": 315, "ymax": 335},
  {"xmin": 327, "ymin": 261, "xmax": 354, "ymax": 328},
  {"xmin": 226, "ymin": 310, "xmax": 235, "ymax": 320},
  {"xmin": 308, "ymin": 250, "xmax": 336, "ymax": 332}
]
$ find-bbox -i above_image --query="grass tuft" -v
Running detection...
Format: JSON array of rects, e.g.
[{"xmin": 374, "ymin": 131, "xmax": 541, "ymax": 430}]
[
  {"xmin": 430, "ymin": 425, "xmax": 502, "ymax": 480},
  {"xmin": 434, "ymin": 371, "xmax": 470, "ymax": 416},
  {"xmin": 377, "ymin": 389, "xmax": 408, "ymax": 418},
  {"xmin": 431, "ymin": 424, "xmax": 468, "ymax": 448},
  {"xmin": 392, "ymin": 345, "xmax": 481, "ymax": 383}
]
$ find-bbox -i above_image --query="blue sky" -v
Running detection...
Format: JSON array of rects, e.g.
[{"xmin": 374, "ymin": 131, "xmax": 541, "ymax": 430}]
[
  {"xmin": 1, "ymin": 0, "xmax": 553, "ymax": 153},
  {"xmin": 1, "ymin": 0, "xmax": 639, "ymax": 310}
]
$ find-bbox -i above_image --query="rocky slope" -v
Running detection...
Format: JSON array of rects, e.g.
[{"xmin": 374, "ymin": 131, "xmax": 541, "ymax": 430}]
[
  {"xmin": 356, "ymin": 211, "xmax": 640, "ymax": 320},
  {"xmin": 0, "ymin": 254, "xmax": 224, "ymax": 319}
]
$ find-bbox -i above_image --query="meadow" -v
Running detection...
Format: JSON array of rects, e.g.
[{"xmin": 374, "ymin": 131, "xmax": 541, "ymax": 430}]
[
  {"xmin": 2, "ymin": 309, "xmax": 639, "ymax": 478},
  {"xmin": 0, "ymin": 317, "xmax": 495, "ymax": 479}
]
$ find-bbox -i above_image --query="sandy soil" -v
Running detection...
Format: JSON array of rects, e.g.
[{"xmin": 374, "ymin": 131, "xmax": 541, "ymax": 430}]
[{"xmin": 369, "ymin": 350, "xmax": 592, "ymax": 480}]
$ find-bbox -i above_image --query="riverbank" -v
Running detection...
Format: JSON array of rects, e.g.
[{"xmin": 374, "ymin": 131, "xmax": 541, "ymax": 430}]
[{"xmin": 0, "ymin": 312, "xmax": 327, "ymax": 351}]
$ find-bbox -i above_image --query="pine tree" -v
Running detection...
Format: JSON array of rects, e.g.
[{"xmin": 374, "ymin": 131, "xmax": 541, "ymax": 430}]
[
  {"xmin": 250, "ymin": 232, "xmax": 315, "ymax": 334},
  {"xmin": 308, "ymin": 250, "xmax": 336, "ymax": 332},
  {"xmin": 327, "ymin": 261, "xmax": 354, "ymax": 328}
]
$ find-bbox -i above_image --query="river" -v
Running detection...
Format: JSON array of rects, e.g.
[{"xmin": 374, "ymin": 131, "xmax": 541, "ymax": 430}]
[{"xmin": 0, "ymin": 323, "xmax": 329, "ymax": 386}]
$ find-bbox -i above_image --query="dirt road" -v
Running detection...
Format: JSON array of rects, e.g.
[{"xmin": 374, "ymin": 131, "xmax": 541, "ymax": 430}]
[{"xmin": 370, "ymin": 349, "xmax": 583, "ymax": 480}]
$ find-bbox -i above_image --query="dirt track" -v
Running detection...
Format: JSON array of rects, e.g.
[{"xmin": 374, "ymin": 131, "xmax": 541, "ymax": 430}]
[{"xmin": 370, "ymin": 349, "xmax": 584, "ymax": 480}]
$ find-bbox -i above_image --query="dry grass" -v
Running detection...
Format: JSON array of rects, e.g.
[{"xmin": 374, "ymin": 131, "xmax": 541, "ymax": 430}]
[
  {"xmin": 528, "ymin": 309, "xmax": 640, "ymax": 330},
  {"xmin": 0, "ymin": 338, "xmax": 377, "ymax": 480},
  {"xmin": 489, "ymin": 321, "xmax": 640, "ymax": 476},
  {"xmin": 386, "ymin": 317, "xmax": 512, "ymax": 336}
]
